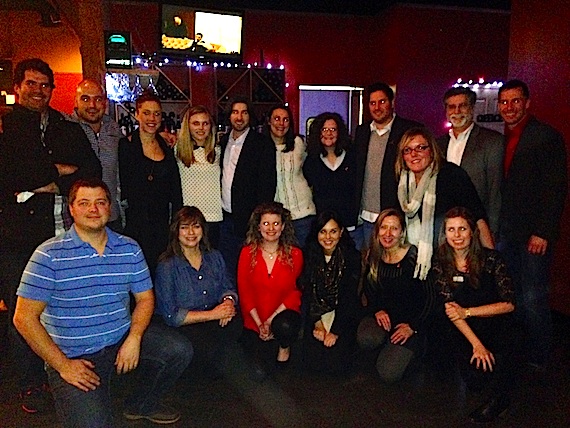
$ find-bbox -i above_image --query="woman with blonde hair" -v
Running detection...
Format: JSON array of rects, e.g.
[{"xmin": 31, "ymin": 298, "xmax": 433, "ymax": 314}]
[
  {"xmin": 237, "ymin": 202, "xmax": 303, "ymax": 366},
  {"xmin": 176, "ymin": 105, "xmax": 222, "ymax": 246}
]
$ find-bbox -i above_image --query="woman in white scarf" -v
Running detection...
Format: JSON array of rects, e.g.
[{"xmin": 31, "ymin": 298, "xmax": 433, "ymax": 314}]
[{"xmin": 395, "ymin": 128, "xmax": 494, "ymax": 280}]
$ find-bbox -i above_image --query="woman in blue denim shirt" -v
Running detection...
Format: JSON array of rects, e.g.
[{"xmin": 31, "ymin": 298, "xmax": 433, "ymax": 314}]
[{"xmin": 154, "ymin": 206, "xmax": 241, "ymax": 374}]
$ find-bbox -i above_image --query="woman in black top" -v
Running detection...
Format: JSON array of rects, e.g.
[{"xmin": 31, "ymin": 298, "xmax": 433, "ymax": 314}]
[
  {"xmin": 300, "ymin": 211, "xmax": 361, "ymax": 374},
  {"xmin": 433, "ymin": 207, "xmax": 516, "ymax": 423},
  {"xmin": 119, "ymin": 92, "xmax": 182, "ymax": 275},
  {"xmin": 303, "ymin": 112, "xmax": 358, "ymax": 229},
  {"xmin": 358, "ymin": 208, "xmax": 436, "ymax": 383}
]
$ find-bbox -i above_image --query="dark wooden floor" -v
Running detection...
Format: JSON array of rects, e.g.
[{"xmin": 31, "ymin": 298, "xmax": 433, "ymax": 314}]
[{"xmin": 1, "ymin": 311, "xmax": 569, "ymax": 428}]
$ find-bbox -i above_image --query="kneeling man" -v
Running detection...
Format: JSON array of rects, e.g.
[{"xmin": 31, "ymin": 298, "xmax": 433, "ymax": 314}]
[{"xmin": 14, "ymin": 178, "xmax": 192, "ymax": 427}]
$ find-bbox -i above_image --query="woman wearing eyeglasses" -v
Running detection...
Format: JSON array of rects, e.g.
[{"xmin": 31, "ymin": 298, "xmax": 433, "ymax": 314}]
[
  {"xmin": 263, "ymin": 104, "xmax": 316, "ymax": 248},
  {"xmin": 303, "ymin": 112, "xmax": 358, "ymax": 231},
  {"xmin": 395, "ymin": 127, "xmax": 493, "ymax": 280}
]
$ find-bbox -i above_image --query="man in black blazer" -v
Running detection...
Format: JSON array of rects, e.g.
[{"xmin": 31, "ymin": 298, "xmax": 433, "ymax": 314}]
[
  {"xmin": 352, "ymin": 82, "xmax": 422, "ymax": 249},
  {"xmin": 219, "ymin": 97, "xmax": 276, "ymax": 277},
  {"xmin": 437, "ymin": 87, "xmax": 504, "ymax": 236},
  {"xmin": 498, "ymin": 79, "xmax": 568, "ymax": 368}
]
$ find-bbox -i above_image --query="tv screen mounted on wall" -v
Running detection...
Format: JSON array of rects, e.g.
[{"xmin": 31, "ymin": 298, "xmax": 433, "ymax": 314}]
[{"xmin": 160, "ymin": 4, "xmax": 243, "ymax": 62}]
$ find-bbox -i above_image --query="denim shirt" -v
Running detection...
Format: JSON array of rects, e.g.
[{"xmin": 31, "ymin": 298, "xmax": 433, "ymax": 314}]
[{"xmin": 154, "ymin": 250, "xmax": 237, "ymax": 327}]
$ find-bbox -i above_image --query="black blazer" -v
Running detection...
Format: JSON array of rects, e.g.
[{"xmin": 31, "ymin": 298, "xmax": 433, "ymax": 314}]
[
  {"xmin": 220, "ymin": 128, "xmax": 277, "ymax": 237},
  {"xmin": 500, "ymin": 116, "xmax": 568, "ymax": 243},
  {"xmin": 353, "ymin": 115, "xmax": 423, "ymax": 224}
]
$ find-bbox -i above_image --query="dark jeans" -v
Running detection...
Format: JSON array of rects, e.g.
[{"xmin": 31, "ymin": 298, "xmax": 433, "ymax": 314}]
[
  {"xmin": 499, "ymin": 238, "xmax": 553, "ymax": 365},
  {"xmin": 46, "ymin": 322, "xmax": 192, "ymax": 428},
  {"xmin": 0, "ymin": 248, "xmax": 47, "ymax": 390},
  {"xmin": 219, "ymin": 212, "xmax": 244, "ymax": 283}
]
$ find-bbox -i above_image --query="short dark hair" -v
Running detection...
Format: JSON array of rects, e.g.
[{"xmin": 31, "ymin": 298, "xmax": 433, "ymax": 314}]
[
  {"xmin": 307, "ymin": 112, "xmax": 350, "ymax": 157},
  {"xmin": 13, "ymin": 58, "xmax": 55, "ymax": 88},
  {"xmin": 498, "ymin": 79, "xmax": 530, "ymax": 98},
  {"xmin": 69, "ymin": 178, "xmax": 111, "ymax": 205},
  {"xmin": 443, "ymin": 87, "xmax": 476, "ymax": 107},
  {"xmin": 365, "ymin": 82, "xmax": 394, "ymax": 102},
  {"xmin": 135, "ymin": 91, "xmax": 162, "ymax": 111},
  {"xmin": 196, "ymin": 32, "xmax": 203, "ymax": 38},
  {"xmin": 227, "ymin": 96, "xmax": 256, "ymax": 127}
]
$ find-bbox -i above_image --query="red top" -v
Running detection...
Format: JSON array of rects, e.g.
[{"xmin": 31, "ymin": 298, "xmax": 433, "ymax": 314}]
[
  {"xmin": 237, "ymin": 245, "xmax": 303, "ymax": 333},
  {"xmin": 504, "ymin": 114, "xmax": 531, "ymax": 177}
]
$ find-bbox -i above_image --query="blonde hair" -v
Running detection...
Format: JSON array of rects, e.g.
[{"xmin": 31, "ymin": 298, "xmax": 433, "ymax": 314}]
[
  {"xmin": 395, "ymin": 127, "xmax": 444, "ymax": 178},
  {"xmin": 177, "ymin": 105, "xmax": 216, "ymax": 167}
]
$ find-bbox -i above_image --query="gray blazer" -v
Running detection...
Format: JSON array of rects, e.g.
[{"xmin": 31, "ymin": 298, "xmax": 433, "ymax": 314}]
[{"xmin": 437, "ymin": 124, "xmax": 504, "ymax": 235}]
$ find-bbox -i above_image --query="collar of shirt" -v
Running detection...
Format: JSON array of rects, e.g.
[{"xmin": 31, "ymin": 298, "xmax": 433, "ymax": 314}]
[
  {"xmin": 69, "ymin": 224, "xmax": 118, "ymax": 252},
  {"xmin": 448, "ymin": 121, "xmax": 474, "ymax": 144},
  {"xmin": 320, "ymin": 149, "xmax": 346, "ymax": 171},
  {"xmin": 229, "ymin": 126, "xmax": 250, "ymax": 146},
  {"xmin": 370, "ymin": 114, "xmax": 395, "ymax": 137},
  {"xmin": 504, "ymin": 114, "xmax": 531, "ymax": 139}
]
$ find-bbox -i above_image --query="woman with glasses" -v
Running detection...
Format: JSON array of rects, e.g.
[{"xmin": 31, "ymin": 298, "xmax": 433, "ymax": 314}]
[
  {"xmin": 395, "ymin": 127, "xmax": 493, "ymax": 280},
  {"xmin": 176, "ymin": 105, "xmax": 223, "ymax": 247},
  {"xmin": 303, "ymin": 112, "xmax": 358, "ymax": 231},
  {"xmin": 263, "ymin": 104, "xmax": 316, "ymax": 247}
]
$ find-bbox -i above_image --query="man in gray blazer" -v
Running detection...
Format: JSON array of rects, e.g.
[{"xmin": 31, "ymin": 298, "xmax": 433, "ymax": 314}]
[{"xmin": 437, "ymin": 87, "xmax": 504, "ymax": 236}]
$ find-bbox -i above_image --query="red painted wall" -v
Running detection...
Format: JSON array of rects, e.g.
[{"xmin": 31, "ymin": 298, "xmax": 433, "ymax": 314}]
[
  {"xmin": 509, "ymin": 0, "xmax": 570, "ymax": 314},
  {"xmin": 108, "ymin": 4, "xmax": 510, "ymax": 135}
]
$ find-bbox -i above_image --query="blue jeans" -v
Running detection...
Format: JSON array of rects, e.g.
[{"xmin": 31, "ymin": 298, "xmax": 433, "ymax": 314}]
[
  {"xmin": 292, "ymin": 215, "xmax": 315, "ymax": 248},
  {"xmin": 46, "ymin": 322, "xmax": 193, "ymax": 428},
  {"xmin": 349, "ymin": 220, "xmax": 376, "ymax": 251},
  {"xmin": 499, "ymin": 238, "xmax": 553, "ymax": 365}
]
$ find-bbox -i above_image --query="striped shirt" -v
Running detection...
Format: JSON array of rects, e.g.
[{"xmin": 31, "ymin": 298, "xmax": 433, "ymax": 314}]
[{"xmin": 17, "ymin": 226, "xmax": 152, "ymax": 358}]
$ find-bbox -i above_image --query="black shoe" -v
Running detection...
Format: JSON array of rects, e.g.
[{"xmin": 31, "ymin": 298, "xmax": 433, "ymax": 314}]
[
  {"xmin": 20, "ymin": 384, "xmax": 53, "ymax": 414},
  {"xmin": 469, "ymin": 395, "xmax": 510, "ymax": 424},
  {"xmin": 123, "ymin": 403, "xmax": 181, "ymax": 424}
]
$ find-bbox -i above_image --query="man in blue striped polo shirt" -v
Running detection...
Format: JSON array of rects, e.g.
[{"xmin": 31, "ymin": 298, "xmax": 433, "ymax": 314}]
[{"xmin": 14, "ymin": 178, "xmax": 192, "ymax": 427}]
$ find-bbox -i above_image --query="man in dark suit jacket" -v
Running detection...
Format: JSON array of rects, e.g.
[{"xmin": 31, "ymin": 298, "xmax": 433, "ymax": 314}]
[
  {"xmin": 219, "ymin": 97, "xmax": 276, "ymax": 277},
  {"xmin": 352, "ymin": 82, "xmax": 422, "ymax": 249},
  {"xmin": 498, "ymin": 80, "xmax": 568, "ymax": 368},
  {"xmin": 437, "ymin": 87, "xmax": 504, "ymax": 236}
]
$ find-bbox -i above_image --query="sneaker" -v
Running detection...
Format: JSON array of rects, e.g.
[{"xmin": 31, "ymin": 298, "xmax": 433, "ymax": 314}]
[
  {"xmin": 20, "ymin": 384, "xmax": 53, "ymax": 414},
  {"xmin": 123, "ymin": 403, "xmax": 181, "ymax": 425}
]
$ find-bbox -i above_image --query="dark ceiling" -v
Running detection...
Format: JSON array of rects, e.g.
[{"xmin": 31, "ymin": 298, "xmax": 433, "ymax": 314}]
[{"xmin": 155, "ymin": 0, "xmax": 511, "ymax": 15}]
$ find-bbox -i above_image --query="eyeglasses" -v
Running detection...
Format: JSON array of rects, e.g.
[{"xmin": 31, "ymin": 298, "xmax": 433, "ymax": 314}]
[
  {"xmin": 402, "ymin": 145, "xmax": 430, "ymax": 155},
  {"xmin": 445, "ymin": 102, "xmax": 471, "ymax": 111},
  {"xmin": 321, "ymin": 127, "xmax": 337, "ymax": 133}
]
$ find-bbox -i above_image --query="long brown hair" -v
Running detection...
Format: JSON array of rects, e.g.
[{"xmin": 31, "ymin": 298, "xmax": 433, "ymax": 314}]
[
  {"xmin": 177, "ymin": 105, "xmax": 217, "ymax": 166},
  {"xmin": 244, "ymin": 202, "xmax": 297, "ymax": 269},
  {"xmin": 437, "ymin": 207, "xmax": 483, "ymax": 289},
  {"xmin": 159, "ymin": 206, "xmax": 211, "ymax": 262}
]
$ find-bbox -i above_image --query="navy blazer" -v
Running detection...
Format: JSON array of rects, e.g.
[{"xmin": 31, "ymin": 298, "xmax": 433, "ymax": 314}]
[
  {"xmin": 437, "ymin": 123, "xmax": 504, "ymax": 235},
  {"xmin": 500, "ymin": 116, "xmax": 568, "ymax": 243},
  {"xmin": 220, "ymin": 128, "xmax": 277, "ymax": 237},
  {"xmin": 353, "ymin": 115, "xmax": 423, "ymax": 224}
]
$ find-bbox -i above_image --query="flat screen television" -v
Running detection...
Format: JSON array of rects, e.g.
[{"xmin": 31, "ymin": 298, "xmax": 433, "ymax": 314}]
[{"xmin": 160, "ymin": 4, "xmax": 243, "ymax": 62}]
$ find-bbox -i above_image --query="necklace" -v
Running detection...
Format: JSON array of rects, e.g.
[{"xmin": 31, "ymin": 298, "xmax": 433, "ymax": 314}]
[
  {"xmin": 145, "ymin": 140, "xmax": 161, "ymax": 181},
  {"xmin": 148, "ymin": 160, "xmax": 155, "ymax": 181},
  {"xmin": 261, "ymin": 246, "xmax": 278, "ymax": 260}
]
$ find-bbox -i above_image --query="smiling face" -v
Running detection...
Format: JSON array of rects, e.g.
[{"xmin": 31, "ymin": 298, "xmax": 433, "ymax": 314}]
[
  {"xmin": 378, "ymin": 215, "xmax": 404, "ymax": 250},
  {"xmin": 444, "ymin": 216, "xmax": 472, "ymax": 253},
  {"xmin": 259, "ymin": 213, "xmax": 283, "ymax": 244},
  {"xmin": 318, "ymin": 219, "xmax": 343, "ymax": 256},
  {"xmin": 498, "ymin": 87, "xmax": 530, "ymax": 129},
  {"xmin": 15, "ymin": 69, "xmax": 53, "ymax": 113},
  {"xmin": 230, "ymin": 102, "xmax": 250, "ymax": 135},
  {"xmin": 369, "ymin": 90, "xmax": 394, "ymax": 127},
  {"xmin": 135, "ymin": 101, "xmax": 162, "ymax": 135},
  {"xmin": 403, "ymin": 135, "xmax": 433, "ymax": 181},
  {"xmin": 178, "ymin": 221, "xmax": 203, "ymax": 251},
  {"xmin": 269, "ymin": 108, "xmax": 290, "ymax": 141},
  {"xmin": 445, "ymin": 94, "xmax": 474, "ymax": 133},
  {"xmin": 188, "ymin": 112, "xmax": 211, "ymax": 146},
  {"xmin": 320, "ymin": 119, "xmax": 338, "ymax": 149},
  {"xmin": 75, "ymin": 80, "xmax": 107, "ymax": 125},
  {"xmin": 69, "ymin": 186, "xmax": 111, "ymax": 233}
]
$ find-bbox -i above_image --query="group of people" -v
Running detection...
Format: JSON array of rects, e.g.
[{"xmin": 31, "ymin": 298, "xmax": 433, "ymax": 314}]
[{"xmin": 0, "ymin": 57, "xmax": 567, "ymax": 427}]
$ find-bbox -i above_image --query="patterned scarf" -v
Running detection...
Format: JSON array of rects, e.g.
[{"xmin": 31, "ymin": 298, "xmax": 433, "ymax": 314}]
[
  {"xmin": 308, "ymin": 248, "xmax": 345, "ymax": 318},
  {"xmin": 398, "ymin": 165, "xmax": 437, "ymax": 280}
]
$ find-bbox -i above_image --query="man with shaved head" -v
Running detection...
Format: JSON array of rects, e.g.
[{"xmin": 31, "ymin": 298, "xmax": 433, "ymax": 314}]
[{"xmin": 69, "ymin": 79, "xmax": 123, "ymax": 231}]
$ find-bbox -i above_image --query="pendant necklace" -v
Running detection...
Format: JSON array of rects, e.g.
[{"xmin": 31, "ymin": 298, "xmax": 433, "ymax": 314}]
[
  {"xmin": 148, "ymin": 161, "xmax": 155, "ymax": 181},
  {"xmin": 261, "ymin": 246, "xmax": 278, "ymax": 260}
]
